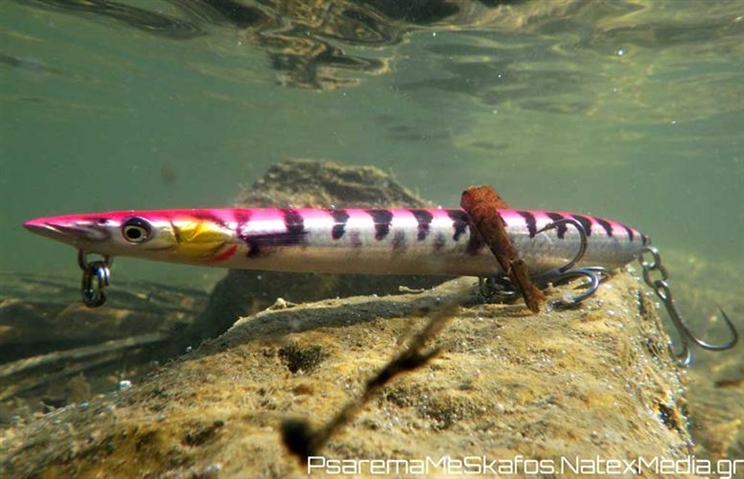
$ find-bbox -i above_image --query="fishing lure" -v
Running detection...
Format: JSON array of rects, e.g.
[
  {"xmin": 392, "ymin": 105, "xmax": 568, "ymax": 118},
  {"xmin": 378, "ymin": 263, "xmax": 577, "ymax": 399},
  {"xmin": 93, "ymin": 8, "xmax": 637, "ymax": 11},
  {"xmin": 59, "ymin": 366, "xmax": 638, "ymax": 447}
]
[{"xmin": 24, "ymin": 204, "xmax": 737, "ymax": 365}]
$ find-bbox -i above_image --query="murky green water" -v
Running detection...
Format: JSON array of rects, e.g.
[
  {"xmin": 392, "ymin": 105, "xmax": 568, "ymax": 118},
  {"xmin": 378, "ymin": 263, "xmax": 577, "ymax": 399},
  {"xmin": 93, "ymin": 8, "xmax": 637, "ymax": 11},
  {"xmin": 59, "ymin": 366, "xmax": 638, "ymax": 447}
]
[
  {"xmin": 0, "ymin": 2, "xmax": 743, "ymax": 470},
  {"xmin": 1, "ymin": 2, "xmax": 742, "ymax": 336}
]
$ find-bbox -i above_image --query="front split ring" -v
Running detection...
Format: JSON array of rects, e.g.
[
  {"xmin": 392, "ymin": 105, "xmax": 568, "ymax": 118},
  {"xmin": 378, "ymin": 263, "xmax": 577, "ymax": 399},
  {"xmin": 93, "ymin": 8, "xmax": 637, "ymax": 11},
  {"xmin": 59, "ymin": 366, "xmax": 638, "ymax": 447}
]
[{"xmin": 77, "ymin": 249, "xmax": 112, "ymax": 307}]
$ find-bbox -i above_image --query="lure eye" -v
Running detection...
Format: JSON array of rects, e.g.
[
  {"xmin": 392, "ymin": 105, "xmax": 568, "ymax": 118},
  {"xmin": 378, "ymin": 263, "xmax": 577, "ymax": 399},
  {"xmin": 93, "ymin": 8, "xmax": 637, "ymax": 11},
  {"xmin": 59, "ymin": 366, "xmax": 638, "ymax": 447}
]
[{"xmin": 121, "ymin": 217, "xmax": 153, "ymax": 244}]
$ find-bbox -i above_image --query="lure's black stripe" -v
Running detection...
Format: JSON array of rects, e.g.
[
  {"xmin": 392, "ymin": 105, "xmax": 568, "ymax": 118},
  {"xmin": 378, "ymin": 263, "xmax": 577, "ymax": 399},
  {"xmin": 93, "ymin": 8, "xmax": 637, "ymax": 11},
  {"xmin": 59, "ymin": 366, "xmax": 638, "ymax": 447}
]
[
  {"xmin": 241, "ymin": 209, "xmax": 307, "ymax": 258},
  {"xmin": 244, "ymin": 231, "xmax": 308, "ymax": 257},
  {"xmin": 623, "ymin": 225, "xmax": 634, "ymax": 242},
  {"xmin": 282, "ymin": 208, "xmax": 305, "ymax": 235},
  {"xmin": 447, "ymin": 209, "xmax": 482, "ymax": 255},
  {"xmin": 369, "ymin": 209, "xmax": 393, "ymax": 241},
  {"xmin": 571, "ymin": 214, "xmax": 593, "ymax": 237},
  {"xmin": 392, "ymin": 230, "xmax": 407, "ymax": 253},
  {"xmin": 545, "ymin": 212, "xmax": 568, "ymax": 239},
  {"xmin": 233, "ymin": 210, "xmax": 252, "ymax": 226},
  {"xmin": 410, "ymin": 209, "xmax": 433, "ymax": 241},
  {"xmin": 447, "ymin": 209, "xmax": 469, "ymax": 241},
  {"xmin": 517, "ymin": 210, "xmax": 538, "ymax": 238},
  {"xmin": 595, "ymin": 217, "xmax": 613, "ymax": 237},
  {"xmin": 466, "ymin": 234, "xmax": 483, "ymax": 256},
  {"xmin": 330, "ymin": 209, "xmax": 349, "ymax": 240}
]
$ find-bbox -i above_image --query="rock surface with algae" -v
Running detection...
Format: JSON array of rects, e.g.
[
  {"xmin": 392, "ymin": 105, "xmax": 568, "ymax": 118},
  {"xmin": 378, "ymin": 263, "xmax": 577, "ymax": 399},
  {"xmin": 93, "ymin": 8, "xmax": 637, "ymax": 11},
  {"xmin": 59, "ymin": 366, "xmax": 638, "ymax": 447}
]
[{"xmin": 2, "ymin": 271, "xmax": 695, "ymax": 478}]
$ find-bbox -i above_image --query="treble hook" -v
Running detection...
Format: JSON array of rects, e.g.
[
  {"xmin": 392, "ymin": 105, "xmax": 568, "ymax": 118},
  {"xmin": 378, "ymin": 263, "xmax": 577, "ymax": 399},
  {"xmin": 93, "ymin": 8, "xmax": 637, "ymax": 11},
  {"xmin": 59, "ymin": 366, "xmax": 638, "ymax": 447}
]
[
  {"xmin": 639, "ymin": 246, "xmax": 739, "ymax": 366},
  {"xmin": 547, "ymin": 266, "xmax": 612, "ymax": 306},
  {"xmin": 480, "ymin": 218, "xmax": 609, "ymax": 306},
  {"xmin": 535, "ymin": 218, "xmax": 589, "ymax": 274},
  {"xmin": 530, "ymin": 218, "xmax": 612, "ymax": 306},
  {"xmin": 77, "ymin": 249, "xmax": 112, "ymax": 307}
]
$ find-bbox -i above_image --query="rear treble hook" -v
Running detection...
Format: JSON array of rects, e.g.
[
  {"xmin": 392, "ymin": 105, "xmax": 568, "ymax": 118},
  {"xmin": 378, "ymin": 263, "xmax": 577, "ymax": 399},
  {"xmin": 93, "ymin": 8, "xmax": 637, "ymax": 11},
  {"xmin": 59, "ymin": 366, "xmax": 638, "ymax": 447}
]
[
  {"xmin": 534, "ymin": 218, "xmax": 589, "ymax": 274},
  {"xmin": 639, "ymin": 246, "xmax": 739, "ymax": 366},
  {"xmin": 77, "ymin": 249, "xmax": 112, "ymax": 307},
  {"xmin": 480, "ymin": 218, "xmax": 611, "ymax": 307},
  {"xmin": 533, "ymin": 218, "xmax": 611, "ymax": 307}
]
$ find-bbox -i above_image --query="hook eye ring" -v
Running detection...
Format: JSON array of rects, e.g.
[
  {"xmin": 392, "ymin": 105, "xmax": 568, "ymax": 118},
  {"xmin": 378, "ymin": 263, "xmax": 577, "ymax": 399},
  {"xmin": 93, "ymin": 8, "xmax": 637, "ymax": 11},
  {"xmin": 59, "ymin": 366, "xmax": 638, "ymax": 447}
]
[{"xmin": 78, "ymin": 250, "xmax": 111, "ymax": 307}]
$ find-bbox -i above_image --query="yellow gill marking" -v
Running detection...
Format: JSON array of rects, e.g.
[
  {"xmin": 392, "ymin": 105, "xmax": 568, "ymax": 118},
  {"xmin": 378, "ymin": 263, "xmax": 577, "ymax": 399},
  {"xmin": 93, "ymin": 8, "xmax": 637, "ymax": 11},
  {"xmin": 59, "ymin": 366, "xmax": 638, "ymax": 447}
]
[{"xmin": 170, "ymin": 219, "xmax": 233, "ymax": 259}]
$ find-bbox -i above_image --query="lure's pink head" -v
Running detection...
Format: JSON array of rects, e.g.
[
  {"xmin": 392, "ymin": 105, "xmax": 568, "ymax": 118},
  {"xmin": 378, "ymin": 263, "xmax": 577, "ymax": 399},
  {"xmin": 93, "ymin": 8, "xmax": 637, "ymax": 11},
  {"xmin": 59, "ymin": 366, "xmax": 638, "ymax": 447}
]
[{"xmin": 23, "ymin": 210, "xmax": 235, "ymax": 262}]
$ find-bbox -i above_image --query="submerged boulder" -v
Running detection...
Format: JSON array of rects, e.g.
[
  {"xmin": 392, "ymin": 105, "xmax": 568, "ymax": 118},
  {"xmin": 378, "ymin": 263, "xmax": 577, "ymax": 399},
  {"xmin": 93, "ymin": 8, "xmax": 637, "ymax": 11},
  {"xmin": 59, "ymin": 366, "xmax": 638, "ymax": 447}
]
[{"xmin": 2, "ymin": 271, "xmax": 692, "ymax": 478}]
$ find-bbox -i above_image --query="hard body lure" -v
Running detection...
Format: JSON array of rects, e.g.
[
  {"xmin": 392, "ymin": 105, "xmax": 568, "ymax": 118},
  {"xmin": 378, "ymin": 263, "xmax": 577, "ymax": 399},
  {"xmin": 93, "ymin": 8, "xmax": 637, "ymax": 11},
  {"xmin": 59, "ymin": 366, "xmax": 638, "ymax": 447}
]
[
  {"xmin": 24, "ymin": 207, "xmax": 648, "ymax": 276},
  {"xmin": 24, "ymin": 206, "xmax": 737, "ymax": 364}
]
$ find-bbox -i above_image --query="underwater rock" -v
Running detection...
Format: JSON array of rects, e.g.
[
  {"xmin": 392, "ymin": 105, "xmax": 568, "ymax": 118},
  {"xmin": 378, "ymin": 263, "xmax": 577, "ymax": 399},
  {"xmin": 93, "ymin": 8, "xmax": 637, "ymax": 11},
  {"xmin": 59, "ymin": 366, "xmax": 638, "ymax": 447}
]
[
  {"xmin": 189, "ymin": 159, "xmax": 449, "ymax": 341},
  {"xmin": 1, "ymin": 272, "xmax": 695, "ymax": 478},
  {"xmin": 0, "ymin": 273, "xmax": 208, "ymax": 410},
  {"xmin": 686, "ymin": 355, "xmax": 744, "ymax": 463}
]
